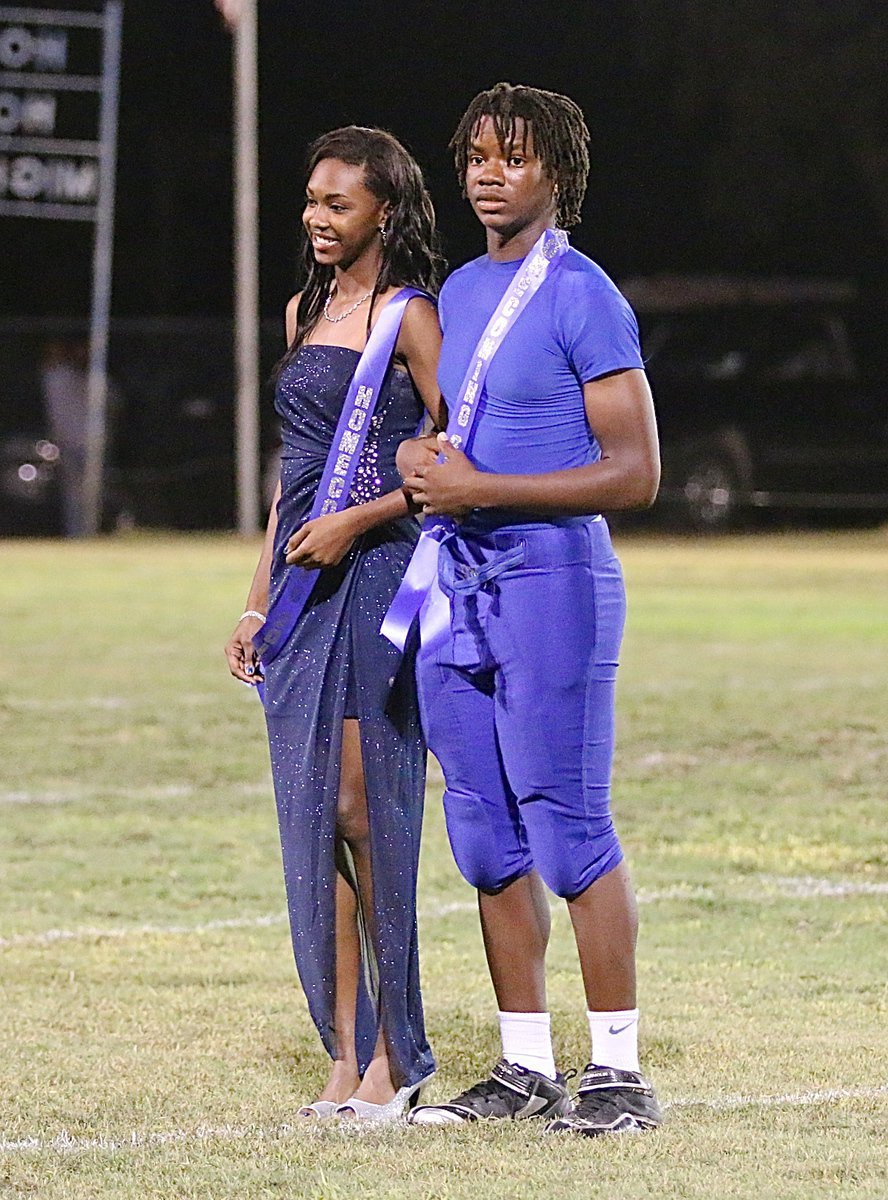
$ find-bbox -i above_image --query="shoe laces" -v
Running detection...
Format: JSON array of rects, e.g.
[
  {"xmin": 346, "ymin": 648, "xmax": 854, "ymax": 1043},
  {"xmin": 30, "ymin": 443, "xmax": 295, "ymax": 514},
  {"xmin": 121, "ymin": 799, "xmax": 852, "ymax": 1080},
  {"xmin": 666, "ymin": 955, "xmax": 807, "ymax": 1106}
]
[{"xmin": 452, "ymin": 1075, "xmax": 514, "ymax": 1107}]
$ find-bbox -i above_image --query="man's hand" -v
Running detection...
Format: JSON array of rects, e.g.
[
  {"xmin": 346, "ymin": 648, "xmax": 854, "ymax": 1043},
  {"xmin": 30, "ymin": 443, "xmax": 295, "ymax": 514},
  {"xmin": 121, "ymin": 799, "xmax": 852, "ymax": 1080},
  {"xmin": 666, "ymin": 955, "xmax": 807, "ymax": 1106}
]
[
  {"xmin": 396, "ymin": 433, "xmax": 440, "ymax": 484},
  {"xmin": 286, "ymin": 509, "xmax": 361, "ymax": 569},
  {"xmin": 403, "ymin": 433, "xmax": 480, "ymax": 518}
]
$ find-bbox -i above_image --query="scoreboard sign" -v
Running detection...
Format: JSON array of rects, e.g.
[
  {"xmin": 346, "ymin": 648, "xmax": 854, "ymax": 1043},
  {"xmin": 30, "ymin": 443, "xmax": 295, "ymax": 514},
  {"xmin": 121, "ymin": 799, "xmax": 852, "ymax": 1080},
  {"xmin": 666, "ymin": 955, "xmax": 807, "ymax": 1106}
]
[
  {"xmin": 0, "ymin": 3, "xmax": 122, "ymax": 536},
  {"xmin": 0, "ymin": 5, "xmax": 119, "ymax": 219}
]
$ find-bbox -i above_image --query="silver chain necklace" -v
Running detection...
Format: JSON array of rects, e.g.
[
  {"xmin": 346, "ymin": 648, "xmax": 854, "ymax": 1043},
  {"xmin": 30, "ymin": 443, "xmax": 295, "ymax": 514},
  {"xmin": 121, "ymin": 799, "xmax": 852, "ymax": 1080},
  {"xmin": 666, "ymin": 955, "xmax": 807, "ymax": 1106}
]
[{"xmin": 323, "ymin": 288, "xmax": 373, "ymax": 323}]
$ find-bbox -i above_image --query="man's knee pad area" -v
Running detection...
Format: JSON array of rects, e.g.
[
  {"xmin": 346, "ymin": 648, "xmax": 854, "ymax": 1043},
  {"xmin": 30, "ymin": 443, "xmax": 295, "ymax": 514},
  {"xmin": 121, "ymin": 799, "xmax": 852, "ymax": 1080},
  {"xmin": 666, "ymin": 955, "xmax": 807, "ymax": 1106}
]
[
  {"xmin": 441, "ymin": 788, "xmax": 530, "ymax": 893},
  {"xmin": 442, "ymin": 787, "xmax": 623, "ymax": 898}
]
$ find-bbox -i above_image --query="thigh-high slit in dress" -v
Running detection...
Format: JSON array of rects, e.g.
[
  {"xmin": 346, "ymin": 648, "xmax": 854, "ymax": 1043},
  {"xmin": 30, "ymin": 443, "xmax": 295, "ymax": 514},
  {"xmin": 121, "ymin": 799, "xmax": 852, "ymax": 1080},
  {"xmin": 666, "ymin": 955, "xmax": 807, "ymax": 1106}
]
[{"xmin": 263, "ymin": 344, "xmax": 434, "ymax": 1088}]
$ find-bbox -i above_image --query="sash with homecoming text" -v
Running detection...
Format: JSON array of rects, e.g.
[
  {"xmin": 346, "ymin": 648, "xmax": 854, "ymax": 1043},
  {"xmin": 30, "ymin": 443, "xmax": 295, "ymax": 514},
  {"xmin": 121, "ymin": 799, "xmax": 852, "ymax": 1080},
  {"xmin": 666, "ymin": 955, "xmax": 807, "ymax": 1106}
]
[
  {"xmin": 381, "ymin": 229, "xmax": 570, "ymax": 652},
  {"xmin": 254, "ymin": 286, "xmax": 425, "ymax": 666}
]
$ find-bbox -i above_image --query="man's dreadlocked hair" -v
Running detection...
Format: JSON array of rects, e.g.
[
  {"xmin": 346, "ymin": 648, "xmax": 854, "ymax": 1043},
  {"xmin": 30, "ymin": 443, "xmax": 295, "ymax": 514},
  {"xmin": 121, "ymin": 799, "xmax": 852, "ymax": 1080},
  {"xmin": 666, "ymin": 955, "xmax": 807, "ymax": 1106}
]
[{"xmin": 450, "ymin": 82, "xmax": 590, "ymax": 229}]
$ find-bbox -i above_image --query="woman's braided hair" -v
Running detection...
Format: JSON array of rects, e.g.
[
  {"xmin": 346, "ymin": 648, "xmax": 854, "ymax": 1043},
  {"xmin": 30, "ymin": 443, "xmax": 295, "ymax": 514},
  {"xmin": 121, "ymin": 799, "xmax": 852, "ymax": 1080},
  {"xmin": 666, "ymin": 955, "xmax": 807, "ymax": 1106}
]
[{"xmin": 450, "ymin": 82, "xmax": 591, "ymax": 229}]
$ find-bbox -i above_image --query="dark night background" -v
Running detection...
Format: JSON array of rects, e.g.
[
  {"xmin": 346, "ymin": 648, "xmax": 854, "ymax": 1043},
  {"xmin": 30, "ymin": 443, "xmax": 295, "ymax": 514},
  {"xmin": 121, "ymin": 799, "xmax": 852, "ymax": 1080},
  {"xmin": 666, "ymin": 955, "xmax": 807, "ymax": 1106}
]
[
  {"xmin": 2, "ymin": 0, "xmax": 887, "ymax": 532},
  {"xmin": 3, "ymin": 0, "xmax": 888, "ymax": 332}
]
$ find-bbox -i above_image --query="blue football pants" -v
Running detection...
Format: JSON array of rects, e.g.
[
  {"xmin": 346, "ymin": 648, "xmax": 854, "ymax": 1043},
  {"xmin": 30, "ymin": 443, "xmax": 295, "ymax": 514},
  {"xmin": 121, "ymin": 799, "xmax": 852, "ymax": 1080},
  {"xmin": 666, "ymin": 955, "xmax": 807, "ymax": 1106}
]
[{"xmin": 417, "ymin": 519, "xmax": 627, "ymax": 899}]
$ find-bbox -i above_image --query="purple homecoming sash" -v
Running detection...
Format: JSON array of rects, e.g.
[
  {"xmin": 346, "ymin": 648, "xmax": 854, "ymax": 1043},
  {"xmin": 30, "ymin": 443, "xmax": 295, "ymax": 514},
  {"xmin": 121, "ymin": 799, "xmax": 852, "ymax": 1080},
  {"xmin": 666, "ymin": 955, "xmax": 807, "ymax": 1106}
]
[
  {"xmin": 254, "ymin": 286, "xmax": 425, "ymax": 666},
  {"xmin": 381, "ymin": 229, "xmax": 570, "ymax": 652}
]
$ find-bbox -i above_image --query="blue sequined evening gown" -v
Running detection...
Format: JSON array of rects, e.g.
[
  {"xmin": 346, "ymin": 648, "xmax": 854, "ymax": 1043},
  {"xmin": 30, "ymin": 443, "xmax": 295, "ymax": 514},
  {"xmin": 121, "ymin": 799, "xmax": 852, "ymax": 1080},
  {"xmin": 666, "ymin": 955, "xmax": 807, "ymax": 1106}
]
[{"xmin": 263, "ymin": 344, "xmax": 434, "ymax": 1088}]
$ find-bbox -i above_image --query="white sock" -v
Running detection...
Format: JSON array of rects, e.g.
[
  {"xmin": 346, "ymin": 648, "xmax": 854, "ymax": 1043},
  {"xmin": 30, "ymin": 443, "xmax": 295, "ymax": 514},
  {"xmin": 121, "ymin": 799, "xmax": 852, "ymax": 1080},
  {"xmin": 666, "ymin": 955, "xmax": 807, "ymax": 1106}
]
[
  {"xmin": 587, "ymin": 1008, "xmax": 640, "ymax": 1072},
  {"xmin": 498, "ymin": 1011, "xmax": 557, "ymax": 1080}
]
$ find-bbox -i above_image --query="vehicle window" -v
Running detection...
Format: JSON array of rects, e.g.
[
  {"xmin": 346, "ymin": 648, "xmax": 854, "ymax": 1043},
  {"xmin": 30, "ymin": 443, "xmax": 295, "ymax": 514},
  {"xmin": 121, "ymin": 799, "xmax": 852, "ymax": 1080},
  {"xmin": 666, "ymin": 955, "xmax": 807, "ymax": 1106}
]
[
  {"xmin": 757, "ymin": 314, "xmax": 854, "ymax": 381},
  {"xmin": 642, "ymin": 314, "xmax": 751, "ymax": 381},
  {"xmin": 641, "ymin": 309, "xmax": 855, "ymax": 383}
]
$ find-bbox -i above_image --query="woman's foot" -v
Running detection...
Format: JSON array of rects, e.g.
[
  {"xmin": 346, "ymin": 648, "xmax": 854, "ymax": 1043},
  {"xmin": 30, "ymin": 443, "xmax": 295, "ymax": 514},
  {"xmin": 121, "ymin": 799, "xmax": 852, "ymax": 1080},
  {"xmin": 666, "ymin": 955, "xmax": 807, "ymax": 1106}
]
[
  {"xmin": 346, "ymin": 1054, "xmax": 396, "ymax": 1105},
  {"xmin": 335, "ymin": 1076, "xmax": 429, "ymax": 1124},
  {"xmin": 307, "ymin": 1058, "xmax": 361, "ymax": 1106}
]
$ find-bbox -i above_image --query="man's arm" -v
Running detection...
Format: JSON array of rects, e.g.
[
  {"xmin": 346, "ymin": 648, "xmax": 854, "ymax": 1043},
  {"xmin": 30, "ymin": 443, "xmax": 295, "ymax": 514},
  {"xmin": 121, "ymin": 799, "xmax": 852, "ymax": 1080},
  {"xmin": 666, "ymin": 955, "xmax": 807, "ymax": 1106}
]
[{"xmin": 404, "ymin": 369, "xmax": 660, "ymax": 518}]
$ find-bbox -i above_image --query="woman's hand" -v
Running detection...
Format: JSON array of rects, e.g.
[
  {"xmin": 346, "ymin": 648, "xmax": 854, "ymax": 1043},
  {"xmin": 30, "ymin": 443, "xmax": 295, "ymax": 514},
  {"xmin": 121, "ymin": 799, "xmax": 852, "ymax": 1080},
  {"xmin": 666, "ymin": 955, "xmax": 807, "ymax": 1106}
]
[
  {"xmin": 396, "ymin": 434, "xmax": 440, "ymax": 484},
  {"xmin": 403, "ymin": 433, "xmax": 480, "ymax": 519},
  {"xmin": 225, "ymin": 614, "xmax": 265, "ymax": 685},
  {"xmin": 285, "ymin": 508, "xmax": 361, "ymax": 569}
]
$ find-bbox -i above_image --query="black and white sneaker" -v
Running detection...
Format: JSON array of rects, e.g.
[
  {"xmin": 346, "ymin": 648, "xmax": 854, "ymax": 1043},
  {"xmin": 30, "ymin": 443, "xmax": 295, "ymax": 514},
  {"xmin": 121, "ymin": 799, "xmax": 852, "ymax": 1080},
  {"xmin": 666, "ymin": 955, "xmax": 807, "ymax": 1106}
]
[
  {"xmin": 546, "ymin": 1064, "xmax": 662, "ymax": 1136},
  {"xmin": 408, "ymin": 1058, "xmax": 572, "ymax": 1126}
]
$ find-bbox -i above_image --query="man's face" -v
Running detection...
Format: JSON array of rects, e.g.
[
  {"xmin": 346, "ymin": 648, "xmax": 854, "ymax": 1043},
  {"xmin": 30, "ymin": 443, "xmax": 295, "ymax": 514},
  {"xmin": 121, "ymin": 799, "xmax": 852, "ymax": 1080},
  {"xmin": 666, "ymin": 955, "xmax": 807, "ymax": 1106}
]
[{"xmin": 464, "ymin": 116, "xmax": 555, "ymax": 237}]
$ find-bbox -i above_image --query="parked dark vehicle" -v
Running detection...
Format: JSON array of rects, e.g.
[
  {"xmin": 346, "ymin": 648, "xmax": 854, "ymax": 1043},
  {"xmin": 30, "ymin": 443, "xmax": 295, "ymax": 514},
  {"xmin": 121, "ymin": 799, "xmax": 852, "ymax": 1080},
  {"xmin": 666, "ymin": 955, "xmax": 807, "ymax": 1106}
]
[{"xmin": 622, "ymin": 276, "xmax": 888, "ymax": 530}]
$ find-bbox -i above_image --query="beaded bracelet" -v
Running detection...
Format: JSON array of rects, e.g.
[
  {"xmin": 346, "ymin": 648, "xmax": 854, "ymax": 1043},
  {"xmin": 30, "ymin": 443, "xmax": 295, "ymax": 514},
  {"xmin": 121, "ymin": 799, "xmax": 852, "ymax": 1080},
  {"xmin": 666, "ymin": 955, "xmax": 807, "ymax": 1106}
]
[{"xmin": 239, "ymin": 610, "xmax": 266, "ymax": 623}]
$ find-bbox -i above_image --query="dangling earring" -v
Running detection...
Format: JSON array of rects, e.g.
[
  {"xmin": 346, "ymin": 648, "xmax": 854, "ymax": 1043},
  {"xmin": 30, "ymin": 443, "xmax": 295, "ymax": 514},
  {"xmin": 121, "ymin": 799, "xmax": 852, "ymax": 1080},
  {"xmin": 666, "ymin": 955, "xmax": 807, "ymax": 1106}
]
[{"xmin": 379, "ymin": 223, "xmax": 388, "ymax": 245}]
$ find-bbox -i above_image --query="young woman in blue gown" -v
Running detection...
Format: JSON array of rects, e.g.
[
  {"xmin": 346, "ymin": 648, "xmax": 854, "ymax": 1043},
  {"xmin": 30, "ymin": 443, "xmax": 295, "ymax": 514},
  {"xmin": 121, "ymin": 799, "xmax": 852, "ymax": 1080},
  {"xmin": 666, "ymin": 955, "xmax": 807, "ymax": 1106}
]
[{"xmin": 225, "ymin": 126, "xmax": 445, "ymax": 1122}]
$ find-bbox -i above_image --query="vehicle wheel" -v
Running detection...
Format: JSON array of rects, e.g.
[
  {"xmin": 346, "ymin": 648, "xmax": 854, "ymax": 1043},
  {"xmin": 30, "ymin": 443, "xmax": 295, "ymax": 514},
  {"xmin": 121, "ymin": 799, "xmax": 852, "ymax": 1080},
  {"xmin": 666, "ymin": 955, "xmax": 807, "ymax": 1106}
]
[{"xmin": 679, "ymin": 450, "xmax": 741, "ymax": 532}]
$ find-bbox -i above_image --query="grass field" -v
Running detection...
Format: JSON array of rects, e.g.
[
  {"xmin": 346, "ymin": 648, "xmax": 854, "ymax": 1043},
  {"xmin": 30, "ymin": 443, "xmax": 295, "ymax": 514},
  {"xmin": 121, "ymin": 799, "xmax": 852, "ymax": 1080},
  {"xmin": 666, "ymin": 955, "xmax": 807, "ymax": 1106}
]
[{"xmin": 1, "ymin": 529, "xmax": 886, "ymax": 1200}]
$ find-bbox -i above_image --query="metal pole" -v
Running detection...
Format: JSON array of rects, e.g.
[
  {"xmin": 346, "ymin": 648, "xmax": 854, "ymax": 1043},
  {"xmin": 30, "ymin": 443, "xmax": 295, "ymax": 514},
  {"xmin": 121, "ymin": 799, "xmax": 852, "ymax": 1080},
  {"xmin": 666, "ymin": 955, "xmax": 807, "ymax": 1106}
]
[
  {"xmin": 233, "ymin": 0, "xmax": 260, "ymax": 535},
  {"xmin": 82, "ymin": 0, "xmax": 122, "ymax": 536}
]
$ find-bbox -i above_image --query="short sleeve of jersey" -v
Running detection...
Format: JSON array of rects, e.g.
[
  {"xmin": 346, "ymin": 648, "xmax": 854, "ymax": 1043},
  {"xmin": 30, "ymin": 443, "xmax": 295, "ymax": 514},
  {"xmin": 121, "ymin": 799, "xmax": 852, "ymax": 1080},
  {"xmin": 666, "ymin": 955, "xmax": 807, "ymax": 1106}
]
[
  {"xmin": 437, "ymin": 274, "xmax": 453, "ymax": 334},
  {"xmin": 560, "ymin": 270, "xmax": 644, "ymax": 384}
]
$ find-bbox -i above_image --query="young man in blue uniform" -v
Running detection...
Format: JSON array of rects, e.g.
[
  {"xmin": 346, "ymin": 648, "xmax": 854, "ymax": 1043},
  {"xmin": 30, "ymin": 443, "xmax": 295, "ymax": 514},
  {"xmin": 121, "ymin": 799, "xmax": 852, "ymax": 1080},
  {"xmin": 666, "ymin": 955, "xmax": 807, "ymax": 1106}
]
[{"xmin": 400, "ymin": 83, "xmax": 662, "ymax": 1135}]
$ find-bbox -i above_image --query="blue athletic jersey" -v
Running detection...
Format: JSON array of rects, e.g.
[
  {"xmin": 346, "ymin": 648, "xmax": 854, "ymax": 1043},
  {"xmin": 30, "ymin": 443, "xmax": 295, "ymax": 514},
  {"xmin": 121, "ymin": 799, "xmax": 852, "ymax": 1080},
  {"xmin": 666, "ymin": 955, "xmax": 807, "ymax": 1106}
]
[{"xmin": 438, "ymin": 247, "xmax": 643, "ymax": 484}]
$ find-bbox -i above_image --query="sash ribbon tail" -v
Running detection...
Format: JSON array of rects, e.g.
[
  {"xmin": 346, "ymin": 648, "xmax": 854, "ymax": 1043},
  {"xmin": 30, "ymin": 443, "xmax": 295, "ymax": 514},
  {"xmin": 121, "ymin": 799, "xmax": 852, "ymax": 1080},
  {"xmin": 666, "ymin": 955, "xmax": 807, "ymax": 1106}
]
[{"xmin": 381, "ymin": 527, "xmax": 445, "ymax": 652}]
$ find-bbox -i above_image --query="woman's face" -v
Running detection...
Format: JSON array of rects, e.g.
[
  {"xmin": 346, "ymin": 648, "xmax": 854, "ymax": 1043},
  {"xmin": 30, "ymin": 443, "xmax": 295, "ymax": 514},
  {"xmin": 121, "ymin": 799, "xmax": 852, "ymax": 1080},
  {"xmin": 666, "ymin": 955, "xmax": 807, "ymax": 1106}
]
[
  {"xmin": 464, "ymin": 116, "xmax": 556, "ymax": 237},
  {"xmin": 303, "ymin": 158, "xmax": 389, "ymax": 269}
]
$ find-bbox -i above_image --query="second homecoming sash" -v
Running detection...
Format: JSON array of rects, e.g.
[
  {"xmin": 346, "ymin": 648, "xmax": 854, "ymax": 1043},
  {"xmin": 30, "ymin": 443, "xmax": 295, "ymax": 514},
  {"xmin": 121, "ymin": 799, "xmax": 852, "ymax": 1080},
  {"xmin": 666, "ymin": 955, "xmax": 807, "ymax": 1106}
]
[
  {"xmin": 254, "ymin": 286, "xmax": 425, "ymax": 666},
  {"xmin": 381, "ymin": 229, "xmax": 570, "ymax": 651}
]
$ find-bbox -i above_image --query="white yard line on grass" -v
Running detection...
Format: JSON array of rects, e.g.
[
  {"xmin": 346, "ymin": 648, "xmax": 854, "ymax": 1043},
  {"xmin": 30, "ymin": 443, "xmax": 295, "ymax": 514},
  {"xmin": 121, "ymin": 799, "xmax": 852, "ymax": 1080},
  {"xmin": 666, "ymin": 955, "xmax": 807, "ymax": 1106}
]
[
  {"xmin": 637, "ymin": 885, "xmax": 714, "ymax": 902},
  {"xmin": 0, "ymin": 904, "xmax": 479, "ymax": 948},
  {"xmin": 2, "ymin": 790, "xmax": 85, "ymax": 805},
  {"xmin": 0, "ymin": 913, "xmax": 289, "ymax": 947},
  {"xmin": 12, "ymin": 694, "xmax": 219, "ymax": 712},
  {"xmin": 2, "ymin": 876, "xmax": 885, "ymax": 949},
  {"xmin": 1, "ymin": 781, "xmax": 272, "ymax": 805},
  {"xmin": 1, "ymin": 1085, "xmax": 885, "ymax": 1154},
  {"xmin": 12, "ymin": 697, "xmax": 130, "ymax": 712},
  {"xmin": 668, "ymin": 1084, "xmax": 888, "ymax": 1110},
  {"xmin": 1, "ymin": 785, "xmax": 192, "ymax": 805},
  {"xmin": 761, "ymin": 874, "xmax": 888, "ymax": 897}
]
